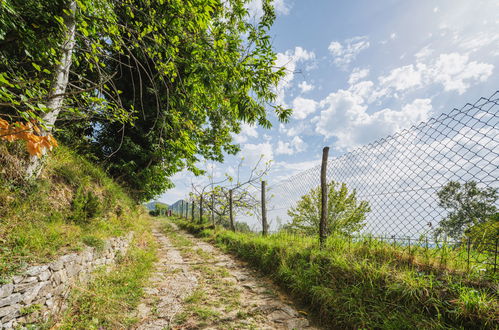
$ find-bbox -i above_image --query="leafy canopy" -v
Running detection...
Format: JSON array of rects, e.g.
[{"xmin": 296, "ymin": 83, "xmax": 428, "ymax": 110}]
[
  {"xmin": 435, "ymin": 181, "xmax": 498, "ymax": 241},
  {"xmin": 285, "ymin": 181, "xmax": 371, "ymax": 236},
  {"xmin": 1, "ymin": 0, "xmax": 290, "ymax": 200}
]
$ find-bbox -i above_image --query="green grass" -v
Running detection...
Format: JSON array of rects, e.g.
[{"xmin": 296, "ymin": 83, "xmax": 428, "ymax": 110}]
[
  {"xmin": 174, "ymin": 218, "xmax": 499, "ymax": 329},
  {"xmin": 0, "ymin": 144, "xmax": 141, "ymax": 281},
  {"xmin": 47, "ymin": 219, "xmax": 157, "ymax": 329}
]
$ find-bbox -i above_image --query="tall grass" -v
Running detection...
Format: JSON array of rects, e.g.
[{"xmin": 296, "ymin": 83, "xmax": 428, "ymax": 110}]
[
  {"xmin": 45, "ymin": 217, "xmax": 157, "ymax": 329},
  {"xmin": 175, "ymin": 219, "xmax": 499, "ymax": 329}
]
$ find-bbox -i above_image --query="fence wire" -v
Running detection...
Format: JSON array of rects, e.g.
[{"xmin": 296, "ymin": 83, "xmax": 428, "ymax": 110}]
[{"xmin": 263, "ymin": 91, "xmax": 498, "ymax": 273}]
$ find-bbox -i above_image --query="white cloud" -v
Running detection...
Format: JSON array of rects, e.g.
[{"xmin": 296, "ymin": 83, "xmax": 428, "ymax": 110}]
[
  {"xmin": 298, "ymin": 81, "xmax": 314, "ymax": 93},
  {"xmin": 275, "ymin": 136, "xmax": 308, "ymax": 155},
  {"xmin": 241, "ymin": 142, "xmax": 273, "ymax": 165},
  {"xmin": 379, "ymin": 64, "xmax": 423, "ymax": 91},
  {"xmin": 348, "ymin": 67, "xmax": 370, "ymax": 85},
  {"xmin": 233, "ymin": 123, "xmax": 258, "ymax": 143},
  {"xmin": 390, "ymin": 33, "xmax": 397, "ymax": 40},
  {"xmin": 291, "ymin": 96, "xmax": 318, "ymax": 119},
  {"xmin": 291, "ymin": 136, "xmax": 307, "ymax": 153},
  {"xmin": 377, "ymin": 52, "xmax": 494, "ymax": 96},
  {"xmin": 246, "ymin": 0, "xmax": 290, "ymax": 18},
  {"xmin": 275, "ymin": 47, "xmax": 316, "ymax": 106},
  {"xmin": 315, "ymin": 89, "xmax": 432, "ymax": 150},
  {"xmin": 429, "ymin": 53, "xmax": 494, "ymax": 94},
  {"xmin": 328, "ymin": 36, "xmax": 370, "ymax": 69},
  {"xmin": 276, "ymin": 141, "xmax": 294, "ymax": 155}
]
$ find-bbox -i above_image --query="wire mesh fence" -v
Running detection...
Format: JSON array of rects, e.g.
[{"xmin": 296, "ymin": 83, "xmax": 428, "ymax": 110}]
[
  {"xmin": 263, "ymin": 91, "xmax": 499, "ymax": 275},
  {"xmin": 174, "ymin": 92, "xmax": 499, "ymax": 276}
]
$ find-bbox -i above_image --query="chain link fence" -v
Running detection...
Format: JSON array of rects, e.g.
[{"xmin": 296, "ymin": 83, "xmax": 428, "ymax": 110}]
[{"xmin": 260, "ymin": 91, "xmax": 498, "ymax": 274}]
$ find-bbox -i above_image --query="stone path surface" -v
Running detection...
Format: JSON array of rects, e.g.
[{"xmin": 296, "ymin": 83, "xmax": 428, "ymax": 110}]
[{"xmin": 134, "ymin": 221, "xmax": 318, "ymax": 329}]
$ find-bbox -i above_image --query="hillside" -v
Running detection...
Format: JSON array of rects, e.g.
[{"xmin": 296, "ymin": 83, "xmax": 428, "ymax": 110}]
[{"xmin": 0, "ymin": 143, "xmax": 146, "ymax": 280}]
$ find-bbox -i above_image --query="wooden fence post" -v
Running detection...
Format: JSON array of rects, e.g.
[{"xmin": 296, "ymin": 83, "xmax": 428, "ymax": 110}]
[
  {"xmin": 211, "ymin": 193, "xmax": 215, "ymax": 226},
  {"xmin": 229, "ymin": 189, "xmax": 235, "ymax": 231},
  {"xmin": 319, "ymin": 146, "xmax": 329, "ymax": 248},
  {"xmin": 261, "ymin": 181, "xmax": 268, "ymax": 236},
  {"xmin": 191, "ymin": 200, "xmax": 195, "ymax": 222},
  {"xmin": 181, "ymin": 200, "xmax": 184, "ymax": 218},
  {"xmin": 199, "ymin": 194, "xmax": 203, "ymax": 223}
]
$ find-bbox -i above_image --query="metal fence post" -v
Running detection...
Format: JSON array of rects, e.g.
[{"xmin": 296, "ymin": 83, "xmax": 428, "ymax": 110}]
[
  {"xmin": 229, "ymin": 189, "xmax": 235, "ymax": 231},
  {"xmin": 261, "ymin": 180, "xmax": 268, "ymax": 236},
  {"xmin": 319, "ymin": 146, "xmax": 329, "ymax": 248}
]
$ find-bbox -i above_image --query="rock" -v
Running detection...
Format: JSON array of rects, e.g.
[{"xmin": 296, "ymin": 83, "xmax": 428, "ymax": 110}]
[
  {"xmin": 22, "ymin": 282, "xmax": 46, "ymax": 304},
  {"xmin": 14, "ymin": 280, "xmax": 40, "ymax": 293},
  {"xmin": 0, "ymin": 304, "xmax": 20, "ymax": 318},
  {"xmin": 65, "ymin": 263, "xmax": 80, "ymax": 277},
  {"xmin": 51, "ymin": 269, "xmax": 67, "ymax": 285},
  {"xmin": 38, "ymin": 270, "xmax": 51, "ymax": 282},
  {"xmin": 25, "ymin": 265, "xmax": 49, "ymax": 277},
  {"xmin": 0, "ymin": 293, "xmax": 21, "ymax": 308},
  {"xmin": 0, "ymin": 283, "xmax": 13, "ymax": 299},
  {"xmin": 45, "ymin": 298, "xmax": 55, "ymax": 309},
  {"xmin": 20, "ymin": 276, "xmax": 38, "ymax": 284},
  {"xmin": 60, "ymin": 253, "xmax": 77, "ymax": 264},
  {"xmin": 12, "ymin": 275, "xmax": 24, "ymax": 284},
  {"xmin": 49, "ymin": 259, "xmax": 64, "ymax": 271}
]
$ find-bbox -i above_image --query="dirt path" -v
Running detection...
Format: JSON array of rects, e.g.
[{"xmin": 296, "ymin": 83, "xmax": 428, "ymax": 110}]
[{"xmin": 134, "ymin": 221, "xmax": 318, "ymax": 329}]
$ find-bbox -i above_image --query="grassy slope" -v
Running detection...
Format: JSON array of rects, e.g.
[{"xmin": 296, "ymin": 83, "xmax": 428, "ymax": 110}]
[
  {"xmin": 175, "ymin": 219, "xmax": 499, "ymax": 329},
  {"xmin": 48, "ymin": 217, "xmax": 157, "ymax": 329},
  {"xmin": 0, "ymin": 143, "xmax": 143, "ymax": 281}
]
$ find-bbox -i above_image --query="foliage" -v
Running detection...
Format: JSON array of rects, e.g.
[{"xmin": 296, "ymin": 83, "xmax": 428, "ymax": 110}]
[
  {"xmin": 70, "ymin": 187, "xmax": 102, "ymax": 225},
  {"xmin": 435, "ymin": 181, "xmax": 498, "ymax": 241},
  {"xmin": 286, "ymin": 180, "xmax": 370, "ymax": 236},
  {"xmin": 150, "ymin": 203, "xmax": 168, "ymax": 217},
  {"xmin": 0, "ymin": 118, "xmax": 57, "ymax": 157},
  {"xmin": 176, "ymin": 219, "xmax": 499, "ymax": 329},
  {"xmin": 1, "ymin": 0, "xmax": 288, "ymax": 198}
]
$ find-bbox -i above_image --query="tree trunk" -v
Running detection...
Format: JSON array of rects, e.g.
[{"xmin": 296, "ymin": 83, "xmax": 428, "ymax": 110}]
[{"xmin": 26, "ymin": 0, "xmax": 77, "ymax": 178}]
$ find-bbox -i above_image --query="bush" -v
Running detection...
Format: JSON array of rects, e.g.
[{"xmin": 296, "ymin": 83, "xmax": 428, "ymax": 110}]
[{"xmin": 70, "ymin": 187, "xmax": 102, "ymax": 225}]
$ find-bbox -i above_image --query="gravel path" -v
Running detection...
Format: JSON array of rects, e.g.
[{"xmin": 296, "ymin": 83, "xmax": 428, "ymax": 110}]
[{"xmin": 134, "ymin": 221, "xmax": 318, "ymax": 329}]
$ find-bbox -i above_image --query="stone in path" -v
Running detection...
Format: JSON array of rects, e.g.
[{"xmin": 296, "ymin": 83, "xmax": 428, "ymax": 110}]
[{"xmin": 134, "ymin": 221, "xmax": 318, "ymax": 329}]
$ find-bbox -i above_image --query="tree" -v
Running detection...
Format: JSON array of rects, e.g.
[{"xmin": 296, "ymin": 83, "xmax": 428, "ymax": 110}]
[
  {"xmin": 59, "ymin": 0, "xmax": 289, "ymax": 200},
  {"xmin": 435, "ymin": 181, "xmax": 498, "ymax": 242},
  {"xmin": 2, "ymin": 0, "xmax": 289, "ymax": 194},
  {"xmin": 286, "ymin": 181, "xmax": 370, "ymax": 236}
]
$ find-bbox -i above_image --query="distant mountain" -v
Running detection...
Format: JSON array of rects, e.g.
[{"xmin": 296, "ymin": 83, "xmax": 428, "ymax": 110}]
[{"xmin": 145, "ymin": 201, "xmax": 169, "ymax": 211}]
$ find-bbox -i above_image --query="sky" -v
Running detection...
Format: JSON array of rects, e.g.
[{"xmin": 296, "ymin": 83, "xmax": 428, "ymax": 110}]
[{"xmin": 159, "ymin": 0, "xmax": 499, "ymax": 214}]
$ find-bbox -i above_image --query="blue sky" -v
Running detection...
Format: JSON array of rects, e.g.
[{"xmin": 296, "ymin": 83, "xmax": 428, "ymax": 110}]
[{"xmin": 160, "ymin": 0, "xmax": 499, "ymax": 205}]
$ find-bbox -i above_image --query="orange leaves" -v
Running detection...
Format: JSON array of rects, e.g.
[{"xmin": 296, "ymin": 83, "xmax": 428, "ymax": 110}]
[{"xmin": 0, "ymin": 118, "xmax": 58, "ymax": 158}]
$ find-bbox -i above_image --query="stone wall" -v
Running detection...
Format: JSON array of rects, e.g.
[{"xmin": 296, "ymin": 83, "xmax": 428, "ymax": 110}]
[{"xmin": 0, "ymin": 232, "xmax": 134, "ymax": 329}]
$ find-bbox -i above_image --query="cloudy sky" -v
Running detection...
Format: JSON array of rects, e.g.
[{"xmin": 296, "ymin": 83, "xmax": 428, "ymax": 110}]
[{"xmin": 160, "ymin": 0, "xmax": 499, "ymax": 205}]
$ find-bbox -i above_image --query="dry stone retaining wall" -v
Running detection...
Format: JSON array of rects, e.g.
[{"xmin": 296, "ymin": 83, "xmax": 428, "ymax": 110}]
[{"xmin": 0, "ymin": 232, "xmax": 134, "ymax": 329}]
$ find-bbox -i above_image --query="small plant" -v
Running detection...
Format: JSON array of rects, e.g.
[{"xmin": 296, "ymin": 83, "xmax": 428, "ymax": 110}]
[
  {"xmin": 70, "ymin": 187, "xmax": 102, "ymax": 225},
  {"xmin": 20, "ymin": 303, "xmax": 42, "ymax": 316},
  {"xmin": 82, "ymin": 235, "xmax": 105, "ymax": 252}
]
